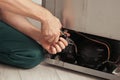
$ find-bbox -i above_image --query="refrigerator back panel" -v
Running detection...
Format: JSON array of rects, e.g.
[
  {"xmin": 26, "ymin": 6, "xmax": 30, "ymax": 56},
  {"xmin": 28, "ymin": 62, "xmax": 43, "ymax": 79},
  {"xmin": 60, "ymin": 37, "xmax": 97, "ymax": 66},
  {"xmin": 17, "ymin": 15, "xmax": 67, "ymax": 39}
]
[
  {"xmin": 42, "ymin": 0, "xmax": 120, "ymax": 80},
  {"xmin": 43, "ymin": 0, "xmax": 120, "ymax": 40}
]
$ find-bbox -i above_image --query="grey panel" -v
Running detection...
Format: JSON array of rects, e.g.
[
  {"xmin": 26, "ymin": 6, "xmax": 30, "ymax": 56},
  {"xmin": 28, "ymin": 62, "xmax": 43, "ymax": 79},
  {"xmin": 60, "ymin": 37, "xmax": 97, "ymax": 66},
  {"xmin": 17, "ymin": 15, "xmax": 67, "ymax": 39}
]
[
  {"xmin": 45, "ymin": 58, "xmax": 120, "ymax": 80},
  {"xmin": 43, "ymin": 0, "xmax": 120, "ymax": 40}
]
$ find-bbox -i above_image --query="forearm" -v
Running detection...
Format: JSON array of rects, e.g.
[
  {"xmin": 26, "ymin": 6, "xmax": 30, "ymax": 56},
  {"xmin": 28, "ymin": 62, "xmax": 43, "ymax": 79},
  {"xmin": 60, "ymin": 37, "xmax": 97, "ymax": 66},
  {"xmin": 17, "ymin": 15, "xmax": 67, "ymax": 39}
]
[
  {"xmin": 0, "ymin": 0, "xmax": 53, "ymax": 23},
  {"xmin": 1, "ymin": 10, "xmax": 41, "ymax": 41}
]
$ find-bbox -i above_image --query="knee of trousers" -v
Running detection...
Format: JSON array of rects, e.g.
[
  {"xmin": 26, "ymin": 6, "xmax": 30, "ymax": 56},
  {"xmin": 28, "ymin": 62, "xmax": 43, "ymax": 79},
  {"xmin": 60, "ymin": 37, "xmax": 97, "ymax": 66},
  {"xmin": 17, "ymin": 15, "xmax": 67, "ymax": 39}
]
[{"xmin": 8, "ymin": 49, "xmax": 45, "ymax": 69}]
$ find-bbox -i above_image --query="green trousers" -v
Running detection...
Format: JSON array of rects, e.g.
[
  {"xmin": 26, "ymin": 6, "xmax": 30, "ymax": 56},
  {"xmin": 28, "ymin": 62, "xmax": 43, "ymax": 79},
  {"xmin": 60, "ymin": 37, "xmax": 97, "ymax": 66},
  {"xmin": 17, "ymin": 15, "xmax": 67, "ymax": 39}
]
[{"xmin": 0, "ymin": 21, "xmax": 45, "ymax": 69}]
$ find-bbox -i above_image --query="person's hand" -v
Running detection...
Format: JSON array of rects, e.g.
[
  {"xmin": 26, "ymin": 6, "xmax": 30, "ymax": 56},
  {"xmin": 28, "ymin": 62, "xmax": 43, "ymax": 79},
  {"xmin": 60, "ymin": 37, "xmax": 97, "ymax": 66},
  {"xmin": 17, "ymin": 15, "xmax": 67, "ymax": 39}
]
[
  {"xmin": 37, "ymin": 35, "xmax": 68, "ymax": 54},
  {"xmin": 41, "ymin": 15, "xmax": 62, "ymax": 44},
  {"xmin": 50, "ymin": 37, "xmax": 68, "ymax": 54}
]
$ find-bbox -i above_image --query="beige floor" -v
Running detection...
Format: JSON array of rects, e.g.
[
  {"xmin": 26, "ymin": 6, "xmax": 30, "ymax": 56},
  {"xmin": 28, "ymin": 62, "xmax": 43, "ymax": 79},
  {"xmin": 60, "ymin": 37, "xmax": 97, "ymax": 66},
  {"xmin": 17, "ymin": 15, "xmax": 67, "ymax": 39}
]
[{"xmin": 0, "ymin": 62, "xmax": 105, "ymax": 80}]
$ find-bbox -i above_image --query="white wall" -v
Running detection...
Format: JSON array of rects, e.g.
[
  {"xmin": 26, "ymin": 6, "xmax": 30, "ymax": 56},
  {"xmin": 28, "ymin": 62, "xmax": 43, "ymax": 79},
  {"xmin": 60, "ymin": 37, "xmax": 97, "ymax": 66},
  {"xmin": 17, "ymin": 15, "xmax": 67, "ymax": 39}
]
[
  {"xmin": 28, "ymin": 0, "xmax": 42, "ymax": 28},
  {"xmin": 32, "ymin": 0, "xmax": 42, "ymax": 5}
]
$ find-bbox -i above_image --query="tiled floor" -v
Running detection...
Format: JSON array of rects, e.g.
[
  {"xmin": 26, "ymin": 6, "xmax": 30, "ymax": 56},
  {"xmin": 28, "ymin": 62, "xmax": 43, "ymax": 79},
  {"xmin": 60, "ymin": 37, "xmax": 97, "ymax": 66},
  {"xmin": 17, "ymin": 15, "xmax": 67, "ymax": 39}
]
[{"xmin": 0, "ymin": 62, "xmax": 104, "ymax": 80}]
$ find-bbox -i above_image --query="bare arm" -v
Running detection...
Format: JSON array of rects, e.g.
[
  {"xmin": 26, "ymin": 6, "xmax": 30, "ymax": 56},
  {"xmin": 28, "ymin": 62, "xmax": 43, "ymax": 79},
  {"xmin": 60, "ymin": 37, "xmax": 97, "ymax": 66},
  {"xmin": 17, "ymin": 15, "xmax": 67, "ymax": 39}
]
[
  {"xmin": 1, "ymin": 10, "xmax": 41, "ymax": 41},
  {"xmin": 0, "ymin": 0, "xmax": 51, "ymax": 22},
  {"xmin": 0, "ymin": 10, "xmax": 68, "ymax": 54},
  {"xmin": 0, "ymin": 0, "xmax": 62, "ymax": 43}
]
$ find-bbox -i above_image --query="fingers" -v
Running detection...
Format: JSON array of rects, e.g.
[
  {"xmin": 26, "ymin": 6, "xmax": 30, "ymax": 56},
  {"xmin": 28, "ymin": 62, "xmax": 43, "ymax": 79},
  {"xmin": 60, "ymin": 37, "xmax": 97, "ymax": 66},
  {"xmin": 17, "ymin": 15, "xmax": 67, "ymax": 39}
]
[
  {"xmin": 49, "ymin": 37, "xmax": 68, "ymax": 54},
  {"xmin": 59, "ymin": 37, "xmax": 68, "ymax": 46},
  {"xmin": 58, "ymin": 41, "xmax": 65, "ymax": 49},
  {"xmin": 54, "ymin": 44, "xmax": 62, "ymax": 53},
  {"xmin": 50, "ymin": 44, "xmax": 63, "ymax": 54},
  {"xmin": 50, "ymin": 46, "xmax": 57, "ymax": 54}
]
